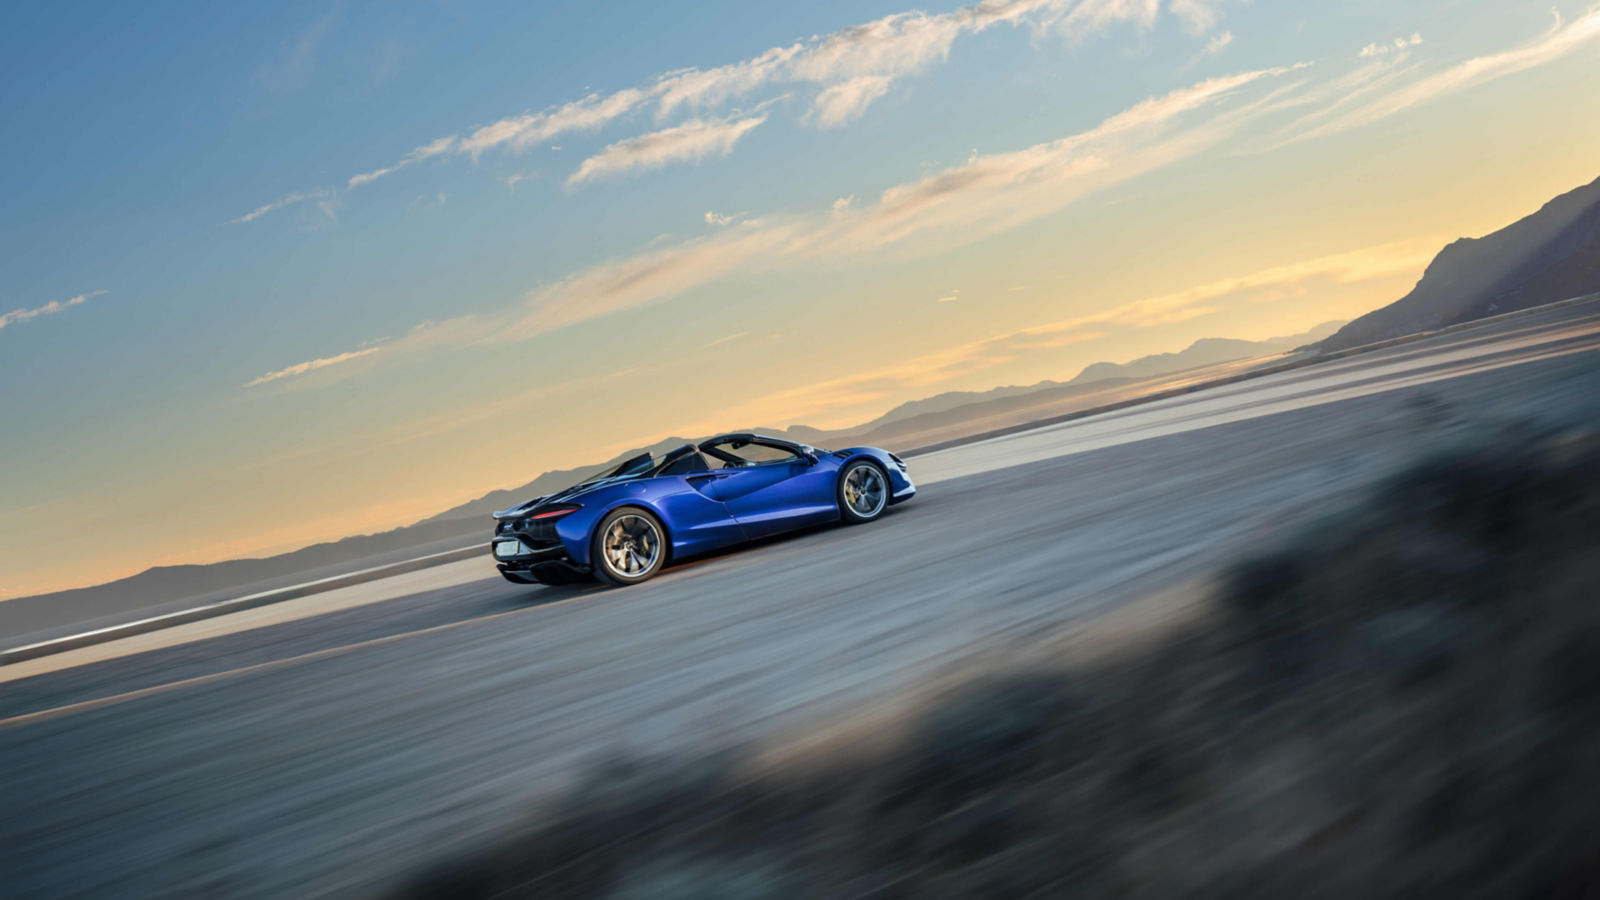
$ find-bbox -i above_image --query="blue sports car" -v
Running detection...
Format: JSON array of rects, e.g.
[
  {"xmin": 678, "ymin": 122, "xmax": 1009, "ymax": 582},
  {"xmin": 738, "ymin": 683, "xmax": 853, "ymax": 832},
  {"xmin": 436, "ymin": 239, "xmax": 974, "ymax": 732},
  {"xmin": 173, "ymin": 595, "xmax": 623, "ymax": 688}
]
[{"xmin": 489, "ymin": 433, "xmax": 915, "ymax": 586}]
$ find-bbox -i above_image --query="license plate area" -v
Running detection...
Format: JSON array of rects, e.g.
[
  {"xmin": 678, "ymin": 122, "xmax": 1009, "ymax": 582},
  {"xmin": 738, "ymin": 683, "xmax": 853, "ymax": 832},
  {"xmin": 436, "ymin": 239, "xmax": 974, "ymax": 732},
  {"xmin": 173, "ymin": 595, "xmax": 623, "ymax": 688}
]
[{"xmin": 493, "ymin": 540, "xmax": 525, "ymax": 559}]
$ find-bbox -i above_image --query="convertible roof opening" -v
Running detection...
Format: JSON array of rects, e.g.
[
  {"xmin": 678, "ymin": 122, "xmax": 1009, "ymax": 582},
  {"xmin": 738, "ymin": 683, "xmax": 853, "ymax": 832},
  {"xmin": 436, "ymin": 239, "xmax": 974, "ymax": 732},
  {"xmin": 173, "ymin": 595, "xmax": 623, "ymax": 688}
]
[{"xmin": 561, "ymin": 436, "xmax": 831, "ymax": 493}]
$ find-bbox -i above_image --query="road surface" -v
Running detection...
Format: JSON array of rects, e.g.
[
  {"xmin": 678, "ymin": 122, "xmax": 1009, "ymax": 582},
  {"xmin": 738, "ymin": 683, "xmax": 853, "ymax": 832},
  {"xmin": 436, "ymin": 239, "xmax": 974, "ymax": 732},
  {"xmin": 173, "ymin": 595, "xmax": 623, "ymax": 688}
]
[{"xmin": 3, "ymin": 299, "xmax": 1599, "ymax": 898}]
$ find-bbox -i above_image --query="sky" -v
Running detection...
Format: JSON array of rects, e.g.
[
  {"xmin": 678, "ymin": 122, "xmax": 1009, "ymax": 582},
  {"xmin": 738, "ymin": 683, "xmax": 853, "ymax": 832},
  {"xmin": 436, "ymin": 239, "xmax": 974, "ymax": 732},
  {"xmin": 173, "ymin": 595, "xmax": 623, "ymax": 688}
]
[{"xmin": 3, "ymin": 0, "xmax": 1599, "ymax": 598}]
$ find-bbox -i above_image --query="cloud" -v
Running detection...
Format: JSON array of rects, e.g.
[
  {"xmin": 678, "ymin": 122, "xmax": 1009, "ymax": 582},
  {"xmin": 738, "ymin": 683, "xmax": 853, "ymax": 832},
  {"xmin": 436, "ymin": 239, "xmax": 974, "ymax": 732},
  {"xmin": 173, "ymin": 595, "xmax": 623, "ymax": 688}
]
[
  {"xmin": 1181, "ymin": 28, "xmax": 1234, "ymax": 71},
  {"xmin": 230, "ymin": 188, "xmax": 333, "ymax": 224},
  {"xmin": 808, "ymin": 75, "xmax": 894, "ymax": 127},
  {"xmin": 541, "ymin": 68, "xmax": 1296, "ymax": 331},
  {"xmin": 345, "ymin": 91, "xmax": 650, "ymax": 190},
  {"xmin": 1170, "ymin": 0, "xmax": 1221, "ymax": 35},
  {"xmin": 461, "ymin": 89, "xmax": 651, "ymax": 159},
  {"xmin": 1293, "ymin": 9, "xmax": 1600, "ymax": 142},
  {"xmin": 334, "ymin": 0, "xmax": 1184, "ymax": 192},
  {"xmin": 651, "ymin": 2, "xmax": 1042, "ymax": 118},
  {"xmin": 567, "ymin": 114, "xmax": 769, "ymax": 186},
  {"xmin": 705, "ymin": 237, "xmax": 1437, "ymax": 427},
  {"xmin": 266, "ymin": 51, "xmax": 1458, "ymax": 396},
  {"xmin": 1079, "ymin": 237, "xmax": 1438, "ymax": 323},
  {"xmin": 352, "ymin": 65, "xmax": 1297, "ymax": 369},
  {"xmin": 257, "ymin": 10, "xmax": 336, "ymax": 91},
  {"xmin": 496, "ymin": 222, "xmax": 803, "ymax": 339},
  {"xmin": 820, "ymin": 66, "xmax": 1296, "ymax": 252},
  {"xmin": 1059, "ymin": 0, "xmax": 1161, "ymax": 34},
  {"xmin": 653, "ymin": 46, "xmax": 804, "ymax": 117},
  {"xmin": 244, "ymin": 346, "xmax": 382, "ymax": 387},
  {"xmin": 1254, "ymin": 54, "xmax": 1418, "ymax": 150},
  {"xmin": 1360, "ymin": 33, "xmax": 1423, "ymax": 58},
  {"xmin": 347, "ymin": 136, "xmax": 456, "ymax": 189},
  {"xmin": 704, "ymin": 210, "xmax": 745, "ymax": 226},
  {"xmin": 0, "ymin": 290, "xmax": 108, "ymax": 333}
]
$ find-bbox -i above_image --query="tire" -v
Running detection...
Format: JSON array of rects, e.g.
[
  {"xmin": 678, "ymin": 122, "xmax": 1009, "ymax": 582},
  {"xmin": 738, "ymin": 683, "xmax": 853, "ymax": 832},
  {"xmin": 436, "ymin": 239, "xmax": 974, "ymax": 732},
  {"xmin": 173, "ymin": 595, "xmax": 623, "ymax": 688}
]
[
  {"xmin": 591, "ymin": 507, "xmax": 668, "ymax": 586},
  {"xmin": 838, "ymin": 460, "xmax": 890, "ymax": 524}
]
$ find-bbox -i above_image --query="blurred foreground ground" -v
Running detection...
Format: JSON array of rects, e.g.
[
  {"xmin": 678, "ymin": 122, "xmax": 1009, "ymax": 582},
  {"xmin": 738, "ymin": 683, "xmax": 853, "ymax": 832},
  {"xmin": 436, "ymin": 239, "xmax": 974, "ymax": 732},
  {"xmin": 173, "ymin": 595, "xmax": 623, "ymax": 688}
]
[
  {"xmin": 400, "ymin": 426, "xmax": 1600, "ymax": 898},
  {"xmin": 2, "ymin": 306, "xmax": 1598, "ymax": 898}
]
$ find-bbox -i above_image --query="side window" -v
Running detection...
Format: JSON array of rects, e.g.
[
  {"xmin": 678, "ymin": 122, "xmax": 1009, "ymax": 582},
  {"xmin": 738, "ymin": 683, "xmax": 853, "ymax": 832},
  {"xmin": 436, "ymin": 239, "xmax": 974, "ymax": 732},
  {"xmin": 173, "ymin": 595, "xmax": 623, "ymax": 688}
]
[
  {"xmin": 719, "ymin": 441, "xmax": 799, "ymax": 465},
  {"xmin": 659, "ymin": 452, "xmax": 710, "ymax": 475}
]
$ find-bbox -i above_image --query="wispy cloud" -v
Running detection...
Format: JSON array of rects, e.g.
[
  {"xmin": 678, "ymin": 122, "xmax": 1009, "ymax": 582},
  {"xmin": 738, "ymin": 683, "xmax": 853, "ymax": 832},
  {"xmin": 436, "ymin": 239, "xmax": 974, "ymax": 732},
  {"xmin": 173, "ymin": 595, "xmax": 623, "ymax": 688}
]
[
  {"xmin": 1291, "ymin": 9, "xmax": 1600, "ymax": 143},
  {"xmin": 347, "ymin": 136, "xmax": 456, "ymax": 189},
  {"xmin": 1081, "ymin": 237, "xmax": 1437, "ymax": 322},
  {"xmin": 704, "ymin": 210, "xmax": 746, "ymax": 226},
  {"xmin": 231, "ymin": 188, "xmax": 334, "ymax": 224},
  {"xmin": 821, "ymin": 66, "xmax": 1298, "ymax": 253},
  {"xmin": 354, "ymin": 65, "xmax": 1299, "ymax": 370},
  {"xmin": 1360, "ymin": 33, "xmax": 1423, "ymax": 58},
  {"xmin": 244, "ymin": 346, "xmax": 382, "ymax": 387},
  {"xmin": 249, "ymin": 0, "xmax": 1213, "ymax": 214},
  {"xmin": 1170, "ymin": 0, "xmax": 1222, "ymax": 36},
  {"xmin": 331, "ymin": 0, "xmax": 1181, "ymax": 193},
  {"xmin": 808, "ymin": 75, "xmax": 894, "ymax": 127},
  {"xmin": 1060, "ymin": 0, "xmax": 1161, "ymax": 34},
  {"xmin": 567, "ymin": 113, "xmax": 769, "ymax": 186},
  {"xmin": 653, "ymin": 1, "xmax": 1061, "ymax": 118},
  {"xmin": 0, "ymin": 290, "xmax": 109, "ymax": 333},
  {"xmin": 1203, "ymin": 30, "xmax": 1233, "ymax": 58},
  {"xmin": 516, "ymin": 68, "xmax": 1296, "ymax": 337},
  {"xmin": 1180, "ymin": 27, "xmax": 1233, "ymax": 71},
  {"xmin": 346, "ymin": 92, "xmax": 650, "ymax": 191},
  {"xmin": 257, "ymin": 9, "xmax": 336, "ymax": 92}
]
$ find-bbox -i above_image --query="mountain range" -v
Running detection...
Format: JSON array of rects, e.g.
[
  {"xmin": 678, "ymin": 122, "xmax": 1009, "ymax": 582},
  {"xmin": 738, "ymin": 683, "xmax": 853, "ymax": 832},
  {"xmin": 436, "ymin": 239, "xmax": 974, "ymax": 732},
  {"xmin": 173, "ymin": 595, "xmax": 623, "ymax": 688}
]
[{"xmin": 1318, "ymin": 174, "xmax": 1600, "ymax": 351}]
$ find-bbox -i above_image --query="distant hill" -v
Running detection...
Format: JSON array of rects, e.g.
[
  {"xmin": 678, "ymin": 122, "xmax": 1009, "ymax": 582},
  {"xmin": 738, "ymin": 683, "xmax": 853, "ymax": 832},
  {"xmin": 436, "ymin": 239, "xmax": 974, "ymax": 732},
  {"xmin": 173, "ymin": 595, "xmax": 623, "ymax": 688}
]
[
  {"xmin": 871, "ymin": 322, "xmax": 1343, "ymax": 427},
  {"xmin": 1068, "ymin": 322, "xmax": 1344, "ymax": 384},
  {"xmin": 1319, "ymin": 174, "xmax": 1600, "ymax": 351}
]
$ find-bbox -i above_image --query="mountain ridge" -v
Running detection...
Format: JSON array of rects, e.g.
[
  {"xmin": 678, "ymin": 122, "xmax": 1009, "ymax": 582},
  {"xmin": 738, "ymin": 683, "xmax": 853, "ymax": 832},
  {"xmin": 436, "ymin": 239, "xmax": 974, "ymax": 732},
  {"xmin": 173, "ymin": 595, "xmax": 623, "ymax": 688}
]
[{"xmin": 1317, "ymin": 174, "xmax": 1600, "ymax": 351}]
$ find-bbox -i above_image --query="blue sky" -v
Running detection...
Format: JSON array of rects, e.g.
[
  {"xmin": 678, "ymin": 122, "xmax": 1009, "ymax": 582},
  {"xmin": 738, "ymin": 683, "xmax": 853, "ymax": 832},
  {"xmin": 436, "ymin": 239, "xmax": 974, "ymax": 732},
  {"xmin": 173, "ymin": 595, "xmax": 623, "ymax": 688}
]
[{"xmin": 4, "ymin": 0, "xmax": 1599, "ymax": 596}]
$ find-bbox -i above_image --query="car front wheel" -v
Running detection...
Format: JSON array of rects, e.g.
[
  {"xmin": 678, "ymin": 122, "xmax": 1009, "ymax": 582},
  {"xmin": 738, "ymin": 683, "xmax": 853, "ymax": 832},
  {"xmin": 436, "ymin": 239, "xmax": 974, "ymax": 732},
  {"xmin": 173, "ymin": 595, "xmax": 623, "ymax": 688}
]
[{"xmin": 838, "ymin": 460, "xmax": 889, "ymax": 524}]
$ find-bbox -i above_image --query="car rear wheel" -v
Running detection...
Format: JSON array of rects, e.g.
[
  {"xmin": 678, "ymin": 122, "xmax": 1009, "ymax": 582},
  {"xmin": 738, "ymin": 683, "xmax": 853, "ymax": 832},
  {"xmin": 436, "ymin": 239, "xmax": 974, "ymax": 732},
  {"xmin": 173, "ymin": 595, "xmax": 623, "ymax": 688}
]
[
  {"xmin": 592, "ymin": 507, "xmax": 666, "ymax": 586},
  {"xmin": 838, "ymin": 460, "xmax": 889, "ymax": 524}
]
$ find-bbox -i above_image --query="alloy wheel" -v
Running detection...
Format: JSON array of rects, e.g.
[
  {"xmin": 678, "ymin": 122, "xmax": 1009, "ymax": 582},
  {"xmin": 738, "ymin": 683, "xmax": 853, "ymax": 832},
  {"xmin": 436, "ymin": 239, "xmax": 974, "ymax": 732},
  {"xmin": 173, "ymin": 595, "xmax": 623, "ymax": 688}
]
[
  {"xmin": 602, "ymin": 514, "xmax": 661, "ymax": 577},
  {"xmin": 843, "ymin": 465, "xmax": 887, "ymax": 518}
]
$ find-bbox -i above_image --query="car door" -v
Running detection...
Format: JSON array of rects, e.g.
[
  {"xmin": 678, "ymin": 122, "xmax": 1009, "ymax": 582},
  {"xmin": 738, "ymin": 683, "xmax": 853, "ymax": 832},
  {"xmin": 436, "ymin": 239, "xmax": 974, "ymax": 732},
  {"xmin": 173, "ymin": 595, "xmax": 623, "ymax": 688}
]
[
  {"xmin": 700, "ymin": 439, "xmax": 838, "ymax": 538},
  {"xmin": 652, "ymin": 452, "xmax": 750, "ymax": 555}
]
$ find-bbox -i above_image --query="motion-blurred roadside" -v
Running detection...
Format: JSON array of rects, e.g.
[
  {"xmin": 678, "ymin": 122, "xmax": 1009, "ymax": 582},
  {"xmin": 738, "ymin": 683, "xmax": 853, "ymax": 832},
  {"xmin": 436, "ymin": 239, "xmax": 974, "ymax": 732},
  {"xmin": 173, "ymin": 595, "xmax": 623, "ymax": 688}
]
[{"xmin": 396, "ymin": 424, "xmax": 1600, "ymax": 899}]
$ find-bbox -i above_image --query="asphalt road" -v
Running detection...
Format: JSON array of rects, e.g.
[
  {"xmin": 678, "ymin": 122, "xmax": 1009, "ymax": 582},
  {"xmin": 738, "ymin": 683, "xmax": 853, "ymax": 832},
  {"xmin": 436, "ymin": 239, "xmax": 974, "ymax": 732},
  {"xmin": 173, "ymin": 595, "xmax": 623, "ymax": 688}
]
[{"xmin": 4, "ymin": 299, "xmax": 1599, "ymax": 898}]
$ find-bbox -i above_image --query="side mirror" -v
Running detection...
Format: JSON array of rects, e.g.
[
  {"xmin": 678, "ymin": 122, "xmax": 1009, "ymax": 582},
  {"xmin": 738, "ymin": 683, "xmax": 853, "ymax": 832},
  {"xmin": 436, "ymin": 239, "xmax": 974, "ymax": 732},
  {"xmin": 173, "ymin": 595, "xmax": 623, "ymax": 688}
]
[{"xmin": 802, "ymin": 452, "xmax": 819, "ymax": 465}]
